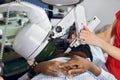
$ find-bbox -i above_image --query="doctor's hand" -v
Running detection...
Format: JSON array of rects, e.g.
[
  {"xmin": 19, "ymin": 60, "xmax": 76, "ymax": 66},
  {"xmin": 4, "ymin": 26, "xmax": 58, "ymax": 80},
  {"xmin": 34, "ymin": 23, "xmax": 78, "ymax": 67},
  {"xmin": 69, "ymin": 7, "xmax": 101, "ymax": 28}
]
[
  {"xmin": 79, "ymin": 26, "xmax": 102, "ymax": 46},
  {"xmin": 34, "ymin": 61, "xmax": 63, "ymax": 77}
]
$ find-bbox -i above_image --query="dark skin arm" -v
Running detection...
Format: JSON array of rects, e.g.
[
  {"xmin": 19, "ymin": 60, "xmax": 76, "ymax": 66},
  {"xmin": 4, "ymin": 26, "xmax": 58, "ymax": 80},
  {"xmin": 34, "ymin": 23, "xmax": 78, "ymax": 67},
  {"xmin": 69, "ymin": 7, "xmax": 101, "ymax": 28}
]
[
  {"xmin": 28, "ymin": 54, "xmax": 101, "ymax": 78},
  {"xmin": 60, "ymin": 55, "xmax": 101, "ymax": 77},
  {"xmin": 33, "ymin": 61, "xmax": 63, "ymax": 77}
]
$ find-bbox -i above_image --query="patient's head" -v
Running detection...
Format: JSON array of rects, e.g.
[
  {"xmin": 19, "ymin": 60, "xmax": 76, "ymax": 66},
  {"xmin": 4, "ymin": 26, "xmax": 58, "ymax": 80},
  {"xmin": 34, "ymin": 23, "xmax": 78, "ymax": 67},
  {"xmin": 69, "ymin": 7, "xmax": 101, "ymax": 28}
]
[{"xmin": 55, "ymin": 44, "xmax": 93, "ymax": 61}]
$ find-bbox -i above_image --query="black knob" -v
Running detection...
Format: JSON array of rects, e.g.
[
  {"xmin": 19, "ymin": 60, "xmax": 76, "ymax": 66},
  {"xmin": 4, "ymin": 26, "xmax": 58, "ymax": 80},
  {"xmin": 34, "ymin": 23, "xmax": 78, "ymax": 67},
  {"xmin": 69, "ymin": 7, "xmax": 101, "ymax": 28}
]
[{"xmin": 55, "ymin": 26, "xmax": 62, "ymax": 33}]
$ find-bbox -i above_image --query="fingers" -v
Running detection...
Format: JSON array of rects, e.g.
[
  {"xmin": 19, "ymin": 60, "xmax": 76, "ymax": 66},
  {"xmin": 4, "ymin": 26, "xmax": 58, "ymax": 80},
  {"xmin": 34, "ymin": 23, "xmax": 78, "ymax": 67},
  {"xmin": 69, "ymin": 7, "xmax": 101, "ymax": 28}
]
[
  {"xmin": 60, "ymin": 62, "xmax": 73, "ymax": 69},
  {"xmin": 47, "ymin": 71, "xmax": 60, "ymax": 77},
  {"xmin": 79, "ymin": 27, "xmax": 90, "ymax": 44},
  {"xmin": 79, "ymin": 36, "xmax": 86, "ymax": 44},
  {"xmin": 51, "ymin": 61, "xmax": 68, "ymax": 77},
  {"xmin": 59, "ymin": 68, "xmax": 69, "ymax": 77},
  {"xmin": 59, "ymin": 57, "xmax": 81, "ymax": 68},
  {"xmin": 51, "ymin": 61, "xmax": 62, "ymax": 67},
  {"xmin": 68, "ymin": 68, "xmax": 86, "ymax": 75},
  {"xmin": 83, "ymin": 26, "xmax": 89, "ymax": 31},
  {"xmin": 80, "ymin": 26, "xmax": 91, "ymax": 35},
  {"xmin": 62, "ymin": 58, "xmax": 79, "ymax": 65}
]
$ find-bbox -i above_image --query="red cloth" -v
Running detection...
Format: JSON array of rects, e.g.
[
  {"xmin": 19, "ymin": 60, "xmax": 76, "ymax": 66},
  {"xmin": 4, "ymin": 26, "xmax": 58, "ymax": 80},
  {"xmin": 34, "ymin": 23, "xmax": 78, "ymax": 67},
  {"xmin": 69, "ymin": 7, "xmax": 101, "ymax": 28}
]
[{"xmin": 106, "ymin": 10, "xmax": 120, "ymax": 80}]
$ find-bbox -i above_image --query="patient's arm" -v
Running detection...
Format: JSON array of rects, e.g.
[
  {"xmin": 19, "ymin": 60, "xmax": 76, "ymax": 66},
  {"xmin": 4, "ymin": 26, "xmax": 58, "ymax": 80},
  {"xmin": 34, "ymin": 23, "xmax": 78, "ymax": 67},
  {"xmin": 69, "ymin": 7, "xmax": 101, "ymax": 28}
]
[
  {"xmin": 27, "ymin": 61, "xmax": 64, "ymax": 79},
  {"xmin": 60, "ymin": 55, "xmax": 117, "ymax": 80},
  {"xmin": 34, "ymin": 61, "xmax": 63, "ymax": 77},
  {"xmin": 60, "ymin": 55, "xmax": 101, "ymax": 77}
]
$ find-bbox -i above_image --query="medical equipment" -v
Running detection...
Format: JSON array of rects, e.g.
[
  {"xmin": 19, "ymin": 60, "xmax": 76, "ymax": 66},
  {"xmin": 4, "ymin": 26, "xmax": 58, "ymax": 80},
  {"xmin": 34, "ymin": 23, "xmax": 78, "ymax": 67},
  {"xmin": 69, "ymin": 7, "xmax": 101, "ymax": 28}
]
[
  {"xmin": 0, "ymin": 1, "xmax": 52, "ymax": 61},
  {"xmin": 64, "ymin": 16, "xmax": 100, "ymax": 54},
  {"xmin": 0, "ymin": 0, "xmax": 100, "ymax": 66},
  {"xmin": 40, "ymin": 0, "xmax": 83, "ymax": 6}
]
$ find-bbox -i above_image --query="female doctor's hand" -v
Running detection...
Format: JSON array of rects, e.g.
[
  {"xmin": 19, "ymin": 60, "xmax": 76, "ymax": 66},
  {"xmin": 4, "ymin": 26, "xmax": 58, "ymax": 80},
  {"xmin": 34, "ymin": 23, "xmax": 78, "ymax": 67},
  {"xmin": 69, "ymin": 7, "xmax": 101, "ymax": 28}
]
[{"xmin": 79, "ymin": 26, "xmax": 102, "ymax": 47}]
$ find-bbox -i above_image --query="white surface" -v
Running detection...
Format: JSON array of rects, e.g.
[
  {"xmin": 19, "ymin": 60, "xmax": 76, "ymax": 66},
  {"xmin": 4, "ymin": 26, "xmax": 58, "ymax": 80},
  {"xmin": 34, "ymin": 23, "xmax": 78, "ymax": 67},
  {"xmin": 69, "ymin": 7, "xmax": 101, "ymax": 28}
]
[
  {"xmin": 80, "ymin": 0, "xmax": 120, "ymax": 32},
  {"xmin": 40, "ymin": 0, "xmax": 81, "ymax": 6},
  {"xmin": 18, "ymin": 73, "xmax": 30, "ymax": 80},
  {"xmin": 87, "ymin": 16, "xmax": 100, "ymax": 32},
  {"xmin": 13, "ymin": 23, "xmax": 49, "ymax": 60},
  {"xmin": 52, "ymin": 5, "xmax": 86, "ymax": 40},
  {"xmin": 50, "ymin": 57, "xmax": 70, "ymax": 62},
  {"xmin": 0, "ymin": 13, "xmax": 3, "ymax": 19},
  {"xmin": 90, "ymin": 46, "xmax": 106, "ymax": 63}
]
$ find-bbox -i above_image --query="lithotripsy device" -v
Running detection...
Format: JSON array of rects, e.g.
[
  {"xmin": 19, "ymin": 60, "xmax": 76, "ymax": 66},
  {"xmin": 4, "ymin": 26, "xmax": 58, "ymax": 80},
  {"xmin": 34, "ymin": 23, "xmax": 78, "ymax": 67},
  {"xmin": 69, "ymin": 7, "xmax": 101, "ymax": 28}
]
[{"xmin": 0, "ymin": 0, "xmax": 100, "ymax": 65}]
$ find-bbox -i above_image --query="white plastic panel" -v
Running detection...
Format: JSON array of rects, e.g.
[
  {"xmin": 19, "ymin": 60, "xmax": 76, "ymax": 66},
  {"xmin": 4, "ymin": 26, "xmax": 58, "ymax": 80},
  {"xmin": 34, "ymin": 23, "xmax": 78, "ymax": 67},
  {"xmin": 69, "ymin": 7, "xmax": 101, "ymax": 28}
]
[
  {"xmin": 13, "ymin": 23, "xmax": 49, "ymax": 60},
  {"xmin": 40, "ymin": 0, "xmax": 83, "ymax": 6}
]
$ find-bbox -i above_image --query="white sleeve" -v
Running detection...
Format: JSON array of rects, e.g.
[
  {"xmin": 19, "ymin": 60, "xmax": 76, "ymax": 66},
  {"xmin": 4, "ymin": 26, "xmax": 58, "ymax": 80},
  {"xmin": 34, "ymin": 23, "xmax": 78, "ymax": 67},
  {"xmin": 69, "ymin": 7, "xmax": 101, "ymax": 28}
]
[
  {"xmin": 17, "ymin": 73, "xmax": 30, "ymax": 80},
  {"xmin": 90, "ymin": 69, "xmax": 117, "ymax": 80}
]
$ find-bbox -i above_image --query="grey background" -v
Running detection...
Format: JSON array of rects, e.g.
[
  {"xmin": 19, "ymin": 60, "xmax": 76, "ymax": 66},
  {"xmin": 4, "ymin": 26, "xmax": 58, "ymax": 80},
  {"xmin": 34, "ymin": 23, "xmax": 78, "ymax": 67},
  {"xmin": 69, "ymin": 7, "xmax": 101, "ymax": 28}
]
[{"xmin": 81, "ymin": 0, "xmax": 120, "ymax": 31}]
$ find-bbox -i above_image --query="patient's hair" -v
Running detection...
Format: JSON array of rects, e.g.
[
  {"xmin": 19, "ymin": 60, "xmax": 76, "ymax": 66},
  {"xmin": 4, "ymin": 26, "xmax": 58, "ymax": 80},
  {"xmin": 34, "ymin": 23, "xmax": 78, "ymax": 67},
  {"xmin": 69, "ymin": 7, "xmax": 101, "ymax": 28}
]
[{"xmin": 55, "ymin": 44, "xmax": 93, "ymax": 61}]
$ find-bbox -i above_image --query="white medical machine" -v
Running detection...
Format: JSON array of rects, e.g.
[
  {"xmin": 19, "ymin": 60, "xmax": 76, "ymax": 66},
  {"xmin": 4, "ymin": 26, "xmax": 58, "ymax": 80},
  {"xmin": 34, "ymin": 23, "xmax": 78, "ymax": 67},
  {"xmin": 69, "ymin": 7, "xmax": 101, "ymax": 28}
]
[{"xmin": 0, "ymin": 0, "xmax": 100, "ymax": 64}]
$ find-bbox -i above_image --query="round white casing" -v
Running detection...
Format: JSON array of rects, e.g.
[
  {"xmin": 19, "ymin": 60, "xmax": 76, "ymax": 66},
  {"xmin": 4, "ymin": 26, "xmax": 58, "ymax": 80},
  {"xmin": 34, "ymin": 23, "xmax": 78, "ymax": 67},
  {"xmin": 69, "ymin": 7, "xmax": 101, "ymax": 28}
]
[
  {"xmin": 13, "ymin": 23, "xmax": 49, "ymax": 60},
  {"xmin": 40, "ymin": 0, "xmax": 83, "ymax": 6}
]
